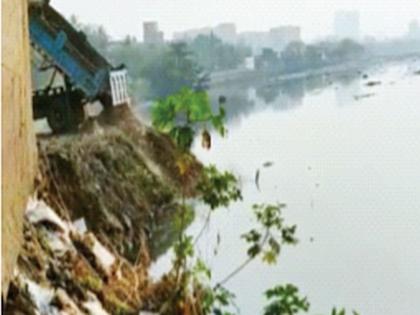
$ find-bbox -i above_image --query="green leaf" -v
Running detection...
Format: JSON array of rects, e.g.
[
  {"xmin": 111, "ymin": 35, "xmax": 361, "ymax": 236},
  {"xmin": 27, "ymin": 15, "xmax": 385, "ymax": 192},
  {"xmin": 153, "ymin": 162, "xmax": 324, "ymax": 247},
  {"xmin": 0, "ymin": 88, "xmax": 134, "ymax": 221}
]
[
  {"xmin": 197, "ymin": 165, "xmax": 242, "ymax": 210},
  {"xmin": 281, "ymin": 225, "xmax": 298, "ymax": 245},
  {"xmin": 268, "ymin": 237, "xmax": 281, "ymax": 255},
  {"xmin": 262, "ymin": 250, "xmax": 277, "ymax": 265},
  {"xmin": 263, "ymin": 284, "xmax": 310, "ymax": 315},
  {"xmin": 241, "ymin": 229, "xmax": 261, "ymax": 243},
  {"xmin": 247, "ymin": 244, "xmax": 261, "ymax": 258},
  {"xmin": 194, "ymin": 259, "xmax": 212, "ymax": 280},
  {"xmin": 169, "ymin": 126, "xmax": 194, "ymax": 150},
  {"xmin": 150, "ymin": 88, "xmax": 227, "ymax": 150}
]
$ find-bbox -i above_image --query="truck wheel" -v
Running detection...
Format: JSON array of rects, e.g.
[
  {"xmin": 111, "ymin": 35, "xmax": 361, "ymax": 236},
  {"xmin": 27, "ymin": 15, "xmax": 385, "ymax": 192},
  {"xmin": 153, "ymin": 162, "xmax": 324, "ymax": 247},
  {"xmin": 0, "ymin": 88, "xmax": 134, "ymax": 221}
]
[
  {"xmin": 47, "ymin": 100, "xmax": 69, "ymax": 134},
  {"xmin": 71, "ymin": 103, "xmax": 85, "ymax": 128},
  {"xmin": 47, "ymin": 100, "xmax": 85, "ymax": 134}
]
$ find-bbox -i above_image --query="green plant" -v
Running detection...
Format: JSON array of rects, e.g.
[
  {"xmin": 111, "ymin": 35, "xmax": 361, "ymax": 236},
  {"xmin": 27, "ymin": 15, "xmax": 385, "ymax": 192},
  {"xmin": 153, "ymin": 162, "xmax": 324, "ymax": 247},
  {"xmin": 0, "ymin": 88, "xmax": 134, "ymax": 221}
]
[
  {"xmin": 205, "ymin": 286, "xmax": 237, "ymax": 315},
  {"xmin": 245, "ymin": 203, "xmax": 298, "ymax": 264},
  {"xmin": 263, "ymin": 284, "xmax": 310, "ymax": 315},
  {"xmin": 189, "ymin": 34, "xmax": 251, "ymax": 72},
  {"xmin": 262, "ymin": 287, "xmax": 362, "ymax": 315},
  {"xmin": 104, "ymin": 292, "xmax": 135, "ymax": 315},
  {"xmin": 327, "ymin": 308, "xmax": 360, "ymax": 315},
  {"xmin": 151, "ymin": 88, "xmax": 226, "ymax": 150},
  {"xmin": 194, "ymin": 165, "xmax": 242, "ymax": 245},
  {"xmin": 215, "ymin": 203, "xmax": 297, "ymax": 289},
  {"xmin": 183, "ymin": 258, "xmax": 238, "ymax": 315},
  {"xmin": 79, "ymin": 274, "xmax": 103, "ymax": 292},
  {"xmin": 197, "ymin": 165, "xmax": 242, "ymax": 210},
  {"xmin": 173, "ymin": 234, "xmax": 195, "ymax": 273}
]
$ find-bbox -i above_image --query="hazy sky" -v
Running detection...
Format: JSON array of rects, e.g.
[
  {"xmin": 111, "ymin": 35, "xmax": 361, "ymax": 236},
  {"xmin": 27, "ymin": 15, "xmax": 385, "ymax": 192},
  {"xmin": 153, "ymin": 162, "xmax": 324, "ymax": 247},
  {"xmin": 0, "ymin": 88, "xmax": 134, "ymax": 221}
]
[{"xmin": 53, "ymin": 0, "xmax": 420, "ymax": 41}]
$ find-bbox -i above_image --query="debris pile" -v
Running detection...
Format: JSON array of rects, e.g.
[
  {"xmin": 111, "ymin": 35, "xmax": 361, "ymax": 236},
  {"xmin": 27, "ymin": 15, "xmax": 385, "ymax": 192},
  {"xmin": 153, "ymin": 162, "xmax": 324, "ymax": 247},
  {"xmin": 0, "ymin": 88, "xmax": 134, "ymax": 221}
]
[
  {"xmin": 4, "ymin": 107, "xmax": 201, "ymax": 314},
  {"xmin": 5, "ymin": 198, "xmax": 150, "ymax": 315}
]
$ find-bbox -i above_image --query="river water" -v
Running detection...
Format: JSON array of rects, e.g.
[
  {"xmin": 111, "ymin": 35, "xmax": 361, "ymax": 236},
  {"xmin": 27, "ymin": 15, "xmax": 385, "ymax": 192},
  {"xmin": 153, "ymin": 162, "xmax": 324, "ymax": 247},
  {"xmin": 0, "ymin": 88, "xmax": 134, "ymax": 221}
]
[{"xmin": 152, "ymin": 59, "xmax": 420, "ymax": 315}]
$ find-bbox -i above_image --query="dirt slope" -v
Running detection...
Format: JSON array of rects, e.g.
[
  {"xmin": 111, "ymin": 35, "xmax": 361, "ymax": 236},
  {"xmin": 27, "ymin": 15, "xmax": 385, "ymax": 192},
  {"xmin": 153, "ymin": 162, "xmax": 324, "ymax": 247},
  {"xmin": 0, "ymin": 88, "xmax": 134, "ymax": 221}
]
[{"xmin": 4, "ymin": 107, "xmax": 201, "ymax": 314}]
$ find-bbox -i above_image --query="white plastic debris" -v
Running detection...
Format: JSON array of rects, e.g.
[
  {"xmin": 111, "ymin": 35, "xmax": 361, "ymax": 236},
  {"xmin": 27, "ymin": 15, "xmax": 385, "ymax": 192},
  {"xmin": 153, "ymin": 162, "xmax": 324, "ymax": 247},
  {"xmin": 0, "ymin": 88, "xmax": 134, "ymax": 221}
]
[
  {"xmin": 44, "ymin": 230, "xmax": 72, "ymax": 255},
  {"xmin": 54, "ymin": 288, "xmax": 84, "ymax": 315},
  {"xmin": 26, "ymin": 198, "xmax": 69, "ymax": 234},
  {"xmin": 23, "ymin": 276, "xmax": 59, "ymax": 315},
  {"xmin": 73, "ymin": 218, "xmax": 88, "ymax": 234},
  {"xmin": 91, "ymin": 236, "xmax": 116, "ymax": 272},
  {"xmin": 26, "ymin": 197, "xmax": 73, "ymax": 255},
  {"xmin": 83, "ymin": 292, "xmax": 110, "ymax": 315}
]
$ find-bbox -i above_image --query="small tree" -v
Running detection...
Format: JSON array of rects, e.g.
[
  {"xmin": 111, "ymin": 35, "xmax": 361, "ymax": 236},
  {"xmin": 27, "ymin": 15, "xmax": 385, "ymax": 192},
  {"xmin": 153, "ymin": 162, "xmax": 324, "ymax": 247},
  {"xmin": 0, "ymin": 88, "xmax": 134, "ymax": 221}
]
[
  {"xmin": 143, "ymin": 43, "xmax": 208, "ymax": 99},
  {"xmin": 281, "ymin": 41, "xmax": 306, "ymax": 73},
  {"xmin": 263, "ymin": 284, "xmax": 310, "ymax": 315},
  {"xmin": 151, "ymin": 87, "xmax": 225, "ymax": 151}
]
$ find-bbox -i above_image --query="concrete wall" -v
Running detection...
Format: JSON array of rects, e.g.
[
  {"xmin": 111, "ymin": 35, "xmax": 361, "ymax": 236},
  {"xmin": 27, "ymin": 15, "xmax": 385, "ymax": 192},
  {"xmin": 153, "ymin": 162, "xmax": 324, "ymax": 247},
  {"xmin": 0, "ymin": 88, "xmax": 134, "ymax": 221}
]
[{"xmin": 2, "ymin": 0, "xmax": 37, "ymax": 297}]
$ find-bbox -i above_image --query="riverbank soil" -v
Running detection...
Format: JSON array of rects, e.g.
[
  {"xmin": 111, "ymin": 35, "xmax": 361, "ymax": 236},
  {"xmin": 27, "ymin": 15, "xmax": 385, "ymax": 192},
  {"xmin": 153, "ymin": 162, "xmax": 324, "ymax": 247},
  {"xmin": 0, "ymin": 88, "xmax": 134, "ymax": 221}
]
[{"xmin": 3, "ymin": 106, "xmax": 201, "ymax": 314}]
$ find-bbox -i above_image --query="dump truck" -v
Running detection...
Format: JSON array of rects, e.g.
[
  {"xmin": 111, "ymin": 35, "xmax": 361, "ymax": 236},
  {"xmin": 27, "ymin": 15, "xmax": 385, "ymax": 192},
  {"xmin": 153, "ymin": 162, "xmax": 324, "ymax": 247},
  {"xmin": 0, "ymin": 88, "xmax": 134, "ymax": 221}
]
[{"xmin": 29, "ymin": 1, "xmax": 129, "ymax": 133}]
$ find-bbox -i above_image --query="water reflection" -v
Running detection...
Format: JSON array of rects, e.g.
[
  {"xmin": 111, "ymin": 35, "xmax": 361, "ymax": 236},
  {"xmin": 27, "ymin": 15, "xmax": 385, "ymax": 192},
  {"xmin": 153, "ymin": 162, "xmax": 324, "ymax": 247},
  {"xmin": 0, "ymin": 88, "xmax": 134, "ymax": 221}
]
[
  {"xmin": 209, "ymin": 69, "xmax": 364, "ymax": 125},
  {"xmin": 335, "ymin": 79, "xmax": 361, "ymax": 106}
]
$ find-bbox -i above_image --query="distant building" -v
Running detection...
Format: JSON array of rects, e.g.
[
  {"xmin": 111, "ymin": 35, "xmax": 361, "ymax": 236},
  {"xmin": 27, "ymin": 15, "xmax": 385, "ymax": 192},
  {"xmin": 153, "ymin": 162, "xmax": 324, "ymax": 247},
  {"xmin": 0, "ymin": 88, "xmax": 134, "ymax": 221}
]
[
  {"xmin": 213, "ymin": 23, "xmax": 237, "ymax": 43},
  {"xmin": 244, "ymin": 56, "xmax": 255, "ymax": 70},
  {"xmin": 269, "ymin": 26, "xmax": 301, "ymax": 43},
  {"xmin": 173, "ymin": 27, "xmax": 212, "ymax": 42},
  {"xmin": 334, "ymin": 11, "xmax": 360, "ymax": 40},
  {"xmin": 408, "ymin": 20, "xmax": 420, "ymax": 40},
  {"xmin": 143, "ymin": 21, "xmax": 164, "ymax": 45},
  {"xmin": 268, "ymin": 26, "xmax": 301, "ymax": 51},
  {"xmin": 238, "ymin": 26, "xmax": 301, "ymax": 55},
  {"xmin": 172, "ymin": 23, "xmax": 302, "ymax": 54},
  {"xmin": 237, "ymin": 31, "xmax": 267, "ymax": 55},
  {"xmin": 173, "ymin": 23, "xmax": 237, "ymax": 43}
]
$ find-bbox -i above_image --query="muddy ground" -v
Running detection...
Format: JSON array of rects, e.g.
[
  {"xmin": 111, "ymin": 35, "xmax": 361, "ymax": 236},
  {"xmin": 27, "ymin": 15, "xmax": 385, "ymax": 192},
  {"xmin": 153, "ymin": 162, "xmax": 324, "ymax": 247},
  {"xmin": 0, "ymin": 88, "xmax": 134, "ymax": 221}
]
[{"xmin": 4, "ymin": 106, "xmax": 201, "ymax": 314}]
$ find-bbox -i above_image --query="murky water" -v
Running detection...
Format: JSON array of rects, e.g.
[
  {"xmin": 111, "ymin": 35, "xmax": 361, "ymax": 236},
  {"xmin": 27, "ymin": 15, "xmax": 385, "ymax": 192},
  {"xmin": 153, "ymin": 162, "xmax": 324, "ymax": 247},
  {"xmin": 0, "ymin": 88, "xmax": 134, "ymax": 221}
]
[{"xmin": 153, "ymin": 59, "xmax": 420, "ymax": 315}]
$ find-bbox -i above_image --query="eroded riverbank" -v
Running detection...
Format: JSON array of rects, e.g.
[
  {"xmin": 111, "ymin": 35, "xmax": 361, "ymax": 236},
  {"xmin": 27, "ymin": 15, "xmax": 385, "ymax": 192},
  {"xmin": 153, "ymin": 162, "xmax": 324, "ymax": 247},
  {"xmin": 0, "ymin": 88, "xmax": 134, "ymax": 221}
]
[{"xmin": 4, "ymin": 107, "xmax": 202, "ymax": 314}]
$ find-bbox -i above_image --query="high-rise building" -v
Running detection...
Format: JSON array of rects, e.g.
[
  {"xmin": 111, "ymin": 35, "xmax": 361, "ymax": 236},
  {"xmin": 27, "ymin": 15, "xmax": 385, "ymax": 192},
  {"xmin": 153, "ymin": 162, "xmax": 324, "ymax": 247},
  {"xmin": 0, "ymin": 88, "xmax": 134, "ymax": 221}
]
[
  {"xmin": 173, "ymin": 27, "xmax": 212, "ymax": 42},
  {"xmin": 237, "ymin": 31, "xmax": 267, "ymax": 55},
  {"xmin": 269, "ymin": 26, "xmax": 301, "ymax": 43},
  {"xmin": 213, "ymin": 23, "xmax": 237, "ymax": 43},
  {"xmin": 408, "ymin": 20, "xmax": 420, "ymax": 39},
  {"xmin": 238, "ymin": 26, "xmax": 301, "ymax": 54},
  {"xmin": 143, "ymin": 21, "xmax": 164, "ymax": 45},
  {"xmin": 173, "ymin": 23, "xmax": 237, "ymax": 43},
  {"xmin": 334, "ymin": 11, "xmax": 360, "ymax": 40},
  {"xmin": 268, "ymin": 26, "xmax": 301, "ymax": 50}
]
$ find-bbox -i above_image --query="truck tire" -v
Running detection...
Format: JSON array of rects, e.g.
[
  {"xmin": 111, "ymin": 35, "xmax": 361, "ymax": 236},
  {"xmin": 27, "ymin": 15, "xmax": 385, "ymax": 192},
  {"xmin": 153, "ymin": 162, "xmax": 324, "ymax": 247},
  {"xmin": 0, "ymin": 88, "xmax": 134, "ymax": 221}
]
[
  {"xmin": 47, "ymin": 99, "xmax": 85, "ymax": 134},
  {"xmin": 47, "ymin": 99, "xmax": 68, "ymax": 133}
]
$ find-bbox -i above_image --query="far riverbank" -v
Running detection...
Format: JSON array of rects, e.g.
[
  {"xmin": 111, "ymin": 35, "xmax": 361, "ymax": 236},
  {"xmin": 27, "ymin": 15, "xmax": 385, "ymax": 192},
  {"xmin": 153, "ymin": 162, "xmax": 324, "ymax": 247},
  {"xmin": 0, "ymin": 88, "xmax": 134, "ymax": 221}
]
[{"xmin": 209, "ymin": 52, "xmax": 420, "ymax": 87}]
